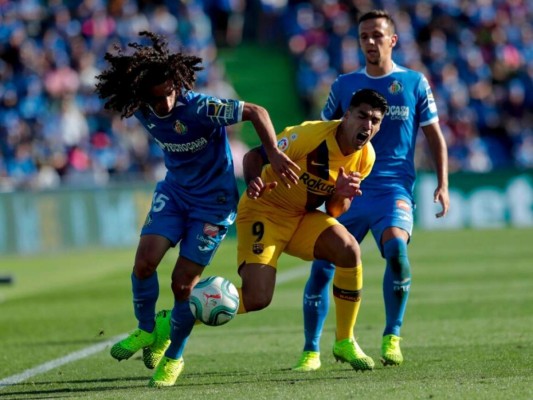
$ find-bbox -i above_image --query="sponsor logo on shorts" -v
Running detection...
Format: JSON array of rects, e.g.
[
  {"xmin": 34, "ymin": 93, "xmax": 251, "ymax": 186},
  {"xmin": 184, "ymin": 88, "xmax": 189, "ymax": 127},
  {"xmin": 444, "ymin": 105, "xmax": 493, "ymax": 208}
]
[
  {"xmin": 252, "ymin": 243, "xmax": 264, "ymax": 254},
  {"xmin": 396, "ymin": 200, "xmax": 411, "ymax": 211},
  {"xmin": 197, "ymin": 235, "xmax": 216, "ymax": 252},
  {"xmin": 203, "ymin": 223, "xmax": 219, "ymax": 238},
  {"xmin": 197, "ymin": 224, "xmax": 220, "ymax": 252}
]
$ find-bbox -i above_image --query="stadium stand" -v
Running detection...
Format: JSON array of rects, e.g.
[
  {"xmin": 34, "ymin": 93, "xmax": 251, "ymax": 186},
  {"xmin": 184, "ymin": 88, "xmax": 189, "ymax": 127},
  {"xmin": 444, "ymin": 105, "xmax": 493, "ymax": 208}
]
[
  {"xmin": 0, "ymin": 0, "xmax": 247, "ymax": 190},
  {"xmin": 0, "ymin": 0, "xmax": 532, "ymax": 191},
  {"xmin": 282, "ymin": 0, "xmax": 533, "ymax": 172}
]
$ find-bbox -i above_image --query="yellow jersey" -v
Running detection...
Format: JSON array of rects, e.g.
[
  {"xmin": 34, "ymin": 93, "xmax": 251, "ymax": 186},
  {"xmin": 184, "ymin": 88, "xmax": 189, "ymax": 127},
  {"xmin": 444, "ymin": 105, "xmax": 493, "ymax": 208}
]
[{"xmin": 258, "ymin": 120, "xmax": 375, "ymax": 214}]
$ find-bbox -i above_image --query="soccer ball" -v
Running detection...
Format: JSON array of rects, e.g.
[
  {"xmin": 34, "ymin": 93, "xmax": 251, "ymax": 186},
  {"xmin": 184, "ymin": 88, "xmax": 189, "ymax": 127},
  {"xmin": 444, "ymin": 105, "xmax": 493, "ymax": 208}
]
[{"xmin": 189, "ymin": 276, "xmax": 239, "ymax": 326}]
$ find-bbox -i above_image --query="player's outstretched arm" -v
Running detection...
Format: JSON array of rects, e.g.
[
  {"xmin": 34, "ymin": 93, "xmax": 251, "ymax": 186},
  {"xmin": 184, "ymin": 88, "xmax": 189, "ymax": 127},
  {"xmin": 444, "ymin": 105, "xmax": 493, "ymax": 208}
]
[{"xmin": 241, "ymin": 103, "xmax": 300, "ymax": 187}]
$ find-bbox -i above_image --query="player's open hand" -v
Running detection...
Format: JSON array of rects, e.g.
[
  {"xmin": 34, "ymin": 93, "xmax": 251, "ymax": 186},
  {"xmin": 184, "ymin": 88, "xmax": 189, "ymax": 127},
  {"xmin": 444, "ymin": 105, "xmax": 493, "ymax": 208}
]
[
  {"xmin": 335, "ymin": 168, "xmax": 362, "ymax": 198},
  {"xmin": 246, "ymin": 176, "xmax": 278, "ymax": 199},
  {"xmin": 434, "ymin": 186, "xmax": 449, "ymax": 218},
  {"xmin": 267, "ymin": 150, "xmax": 300, "ymax": 188}
]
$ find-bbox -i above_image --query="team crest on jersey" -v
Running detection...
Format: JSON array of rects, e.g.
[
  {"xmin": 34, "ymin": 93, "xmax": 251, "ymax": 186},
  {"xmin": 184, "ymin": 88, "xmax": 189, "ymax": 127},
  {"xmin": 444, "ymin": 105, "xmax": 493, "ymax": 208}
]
[
  {"xmin": 173, "ymin": 120, "xmax": 187, "ymax": 134},
  {"xmin": 290, "ymin": 133, "xmax": 298, "ymax": 141},
  {"xmin": 174, "ymin": 120, "xmax": 187, "ymax": 135},
  {"xmin": 252, "ymin": 243, "xmax": 264, "ymax": 254},
  {"xmin": 277, "ymin": 137, "xmax": 289, "ymax": 152},
  {"xmin": 388, "ymin": 80, "xmax": 404, "ymax": 95},
  {"xmin": 396, "ymin": 200, "xmax": 411, "ymax": 211}
]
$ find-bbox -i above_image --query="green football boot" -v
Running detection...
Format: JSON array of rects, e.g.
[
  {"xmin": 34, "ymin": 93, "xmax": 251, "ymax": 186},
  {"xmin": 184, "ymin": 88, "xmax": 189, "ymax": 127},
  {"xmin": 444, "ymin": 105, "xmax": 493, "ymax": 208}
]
[
  {"xmin": 148, "ymin": 356, "xmax": 185, "ymax": 388},
  {"xmin": 333, "ymin": 338, "xmax": 374, "ymax": 371},
  {"xmin": 292, "ymin": 351, "xmax": 321, "ymax": 372},
  {"xmin": 110, "ymin": 328, "xmax": 154, "ymax": 361},
  {"xmin": 143, "ymin": 309, "xmax": 172, "ymax": 369},
  {"xmin": 381, "ymin": 334, "xmax": 403, "ymax": 366}
]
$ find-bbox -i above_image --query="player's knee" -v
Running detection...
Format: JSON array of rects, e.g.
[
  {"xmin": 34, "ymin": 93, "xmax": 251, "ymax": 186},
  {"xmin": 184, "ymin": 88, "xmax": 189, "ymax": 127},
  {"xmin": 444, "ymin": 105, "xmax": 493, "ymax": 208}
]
[
  {"xmin": 383, "ymin": 237, "xmax": 410, "ymax": 276},
  {"xmin": 332, "ymin": 234, "xmax": 360, "ymax": 268},
  {"xmin": 171, "ymin": 278, "xmax": 194, "ymax": 302},
  {"xmin": 242, "ymin": 292, "xmax": 272, "ymax": 312},
  {"xmin": 133, "ymin": 258, "xmax": 158, "ymax": 280}
]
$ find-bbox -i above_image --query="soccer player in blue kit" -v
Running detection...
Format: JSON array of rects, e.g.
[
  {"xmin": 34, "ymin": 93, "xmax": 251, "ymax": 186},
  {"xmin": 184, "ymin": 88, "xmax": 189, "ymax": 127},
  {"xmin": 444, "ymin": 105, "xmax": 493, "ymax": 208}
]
[
  {"xmin": 95, "ymin": 31, "xmax": 300, "ymax": 386},
  {"xmin": 293, "ymin": 10, "xmax": 450, "ymax": 371}
]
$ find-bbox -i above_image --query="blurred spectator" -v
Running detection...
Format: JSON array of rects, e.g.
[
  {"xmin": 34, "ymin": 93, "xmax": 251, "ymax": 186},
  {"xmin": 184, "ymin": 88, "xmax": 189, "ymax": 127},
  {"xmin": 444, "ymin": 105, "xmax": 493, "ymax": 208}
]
[
  {"xmin": 283, "ymin": 0, "xmax": 533, "ymax": 173},
  {"xmin": 0, "ymin": 0, "xmax": 245, "ymax": 190},
  {"xmin": 2, "ymin": 0, "xmax": 532, "ymax": 191}
]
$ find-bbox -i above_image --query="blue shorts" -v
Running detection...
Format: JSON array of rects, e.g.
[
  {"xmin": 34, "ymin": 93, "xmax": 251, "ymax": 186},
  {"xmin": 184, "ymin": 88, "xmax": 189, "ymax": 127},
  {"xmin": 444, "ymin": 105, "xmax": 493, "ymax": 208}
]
[
  {"xmin": 338, "ymin": 188, "xmax": 414, "ymax": 256},
  {"xmin": 141, "ymin": 180, "xmax": 230, "ymax": 266}
]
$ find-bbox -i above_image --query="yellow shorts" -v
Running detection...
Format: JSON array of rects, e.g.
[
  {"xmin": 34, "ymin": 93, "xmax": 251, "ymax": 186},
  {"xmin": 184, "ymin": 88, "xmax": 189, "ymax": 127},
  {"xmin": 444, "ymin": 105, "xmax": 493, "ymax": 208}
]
[{"xmin": 236, "ymin": 197, "xmax": 339, "ymax": 268}]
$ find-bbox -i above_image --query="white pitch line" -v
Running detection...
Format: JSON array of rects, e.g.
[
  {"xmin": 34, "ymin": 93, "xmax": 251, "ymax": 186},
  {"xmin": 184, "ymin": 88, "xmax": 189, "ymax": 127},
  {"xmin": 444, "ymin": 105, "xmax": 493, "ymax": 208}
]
[
  {"xmin": 0, "ymin": 334, "xmax": 126, "ymax": 389},
  {"xmin": 0, "ymin": 265, "xmax": 310, "ymax": 389}
]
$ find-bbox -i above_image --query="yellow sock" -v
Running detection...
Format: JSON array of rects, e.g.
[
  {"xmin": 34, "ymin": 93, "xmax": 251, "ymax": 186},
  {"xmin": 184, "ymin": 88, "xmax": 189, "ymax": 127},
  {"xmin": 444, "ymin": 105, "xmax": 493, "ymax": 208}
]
[
  {"xmin": 332, "ymin": 264, "xmax": 363, "ymax": 341},
  {"xmin": 237, "ymin": 287, "xmax": 247, "ymax": 314}
]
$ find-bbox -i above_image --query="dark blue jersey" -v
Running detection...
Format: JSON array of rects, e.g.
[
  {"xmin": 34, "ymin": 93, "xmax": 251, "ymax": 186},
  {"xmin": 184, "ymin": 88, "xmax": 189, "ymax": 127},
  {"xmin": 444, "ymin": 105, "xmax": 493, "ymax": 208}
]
[
  {"xmin": 134, "ymin": 90, "xmax": 244, "ymax": 225},
  {"xmin": 322, "ymin": 63, "xmax": 439, "ymax": 195}
]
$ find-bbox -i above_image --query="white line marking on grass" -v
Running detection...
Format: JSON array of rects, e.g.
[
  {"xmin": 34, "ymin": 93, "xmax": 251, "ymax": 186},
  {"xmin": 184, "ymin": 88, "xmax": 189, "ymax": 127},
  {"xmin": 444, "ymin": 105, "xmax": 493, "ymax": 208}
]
[
  {"xmin": 0, "ymin": 334, "xmax": 125, "ymax": 390},
  {"xmin": 0, "ymin": 265, "xmax": 310, "ymax": 389}
]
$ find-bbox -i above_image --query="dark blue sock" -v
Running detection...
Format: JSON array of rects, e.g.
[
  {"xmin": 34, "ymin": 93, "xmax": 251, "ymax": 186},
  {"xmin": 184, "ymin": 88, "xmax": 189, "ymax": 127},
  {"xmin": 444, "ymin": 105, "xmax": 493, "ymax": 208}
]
[
  {"xmin": 164, "ymin": 300, "xmax": 196, "ymax": 359},
  {"xmin": 303, "ymin": 259, "xmax": 335, "ymax": 352},
  {"xmin": 132, "ymin": 271, "xmax": 159, "ymax": 332},
  {"xmin": 382, "ymin": 238, "xmax": 411, "ymax": 337}
]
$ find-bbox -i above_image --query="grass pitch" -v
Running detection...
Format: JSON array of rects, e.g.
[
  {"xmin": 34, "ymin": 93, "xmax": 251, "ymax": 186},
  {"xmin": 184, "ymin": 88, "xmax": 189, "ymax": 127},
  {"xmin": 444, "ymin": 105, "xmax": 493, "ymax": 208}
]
[{"xmin": 0, "ymin": 228, "xmax": 531, "ymax": 399}]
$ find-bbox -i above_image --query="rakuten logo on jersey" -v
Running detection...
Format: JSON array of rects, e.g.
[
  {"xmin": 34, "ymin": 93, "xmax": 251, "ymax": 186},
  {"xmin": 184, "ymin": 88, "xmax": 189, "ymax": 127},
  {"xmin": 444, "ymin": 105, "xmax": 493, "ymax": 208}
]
[
  {"xmin": 300, "ymin": 172, "xmax": 335, "ymax": 195},
  {"xmin": 387, "ymin": 105, "xmax": 409, "ymax": 120}
]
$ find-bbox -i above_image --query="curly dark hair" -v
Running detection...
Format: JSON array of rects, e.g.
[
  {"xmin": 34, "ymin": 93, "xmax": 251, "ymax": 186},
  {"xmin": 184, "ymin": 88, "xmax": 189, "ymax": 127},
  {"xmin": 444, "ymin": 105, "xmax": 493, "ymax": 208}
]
[{"xmin": 95, "ymin": 31, "xmax": 203, "ymax": 118}]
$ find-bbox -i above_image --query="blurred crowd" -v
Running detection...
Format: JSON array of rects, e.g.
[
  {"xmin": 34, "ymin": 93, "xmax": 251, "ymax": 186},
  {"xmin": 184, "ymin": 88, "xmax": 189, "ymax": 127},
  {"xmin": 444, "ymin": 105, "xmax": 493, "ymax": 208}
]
[
  {"xmin": 0, "ymin": 0, "xmax": 251, "ymax": 190},
  {"xmin": 1, "ymin": 1, "xmax": 532, "ymax": 191},
  {"xmin": 284, "ymin": 0, "xmax": 533, "ymax": 172}
]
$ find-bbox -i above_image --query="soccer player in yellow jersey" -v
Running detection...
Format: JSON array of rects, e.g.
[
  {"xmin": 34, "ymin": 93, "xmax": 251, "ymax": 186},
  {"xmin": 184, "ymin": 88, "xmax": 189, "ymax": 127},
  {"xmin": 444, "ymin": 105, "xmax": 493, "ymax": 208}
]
[
  {"xmin": 148, "ymin": 88, "xmax": 387, "ymax": 386},
  {"xmin": 237, "ymin": 88, "xmax": 388, "ymax": 372}
]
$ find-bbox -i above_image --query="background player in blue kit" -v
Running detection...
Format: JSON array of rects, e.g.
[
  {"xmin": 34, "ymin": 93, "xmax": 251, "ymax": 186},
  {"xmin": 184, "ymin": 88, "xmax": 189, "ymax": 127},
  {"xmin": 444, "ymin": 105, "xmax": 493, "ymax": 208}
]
[
  {"xmin": 294, "ymin": 10, "xmax": 450, "ymax": 371},
  {"xmin": 95, "ymin": 31, "xmax": 299, "ymax": 386}
]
